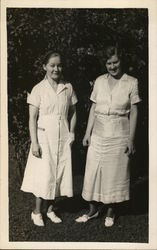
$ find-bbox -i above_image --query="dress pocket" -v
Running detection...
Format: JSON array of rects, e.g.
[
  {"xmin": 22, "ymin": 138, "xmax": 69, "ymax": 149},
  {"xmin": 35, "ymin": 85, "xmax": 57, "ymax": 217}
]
[
  {"xmin": 37, "ymin": 127, "xmax": 46, "ymax": 144},
  {"xmin": 38, "ymin": 127, "xmax": 45, "ymax": 131}
]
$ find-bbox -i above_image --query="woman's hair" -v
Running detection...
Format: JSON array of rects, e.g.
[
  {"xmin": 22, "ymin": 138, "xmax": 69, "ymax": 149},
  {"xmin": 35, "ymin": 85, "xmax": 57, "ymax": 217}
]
[
  {"xmin": 105, "ymin": 45, "xmax": 123, "ymax": 62},
  {"xmin": 43, "ymin": 51, "xmax": 61, "ymax": 65}
]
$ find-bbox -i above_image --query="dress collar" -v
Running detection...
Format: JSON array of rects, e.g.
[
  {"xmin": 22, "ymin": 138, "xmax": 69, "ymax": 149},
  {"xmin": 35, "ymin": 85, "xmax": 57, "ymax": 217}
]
[
  {"xmin": 104, "ymin": 73, "xmax": 128, "ymax": 81},
  {"xmin": 43, "ymin": 77, "xmax": 68, "ymax": 95}
]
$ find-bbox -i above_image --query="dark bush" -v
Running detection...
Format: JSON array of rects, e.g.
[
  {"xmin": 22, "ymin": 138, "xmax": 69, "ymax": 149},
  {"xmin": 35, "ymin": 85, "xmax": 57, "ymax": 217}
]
[{"xmin": 7, "ymin": 8, "xmax": 148, "ymax": 178}]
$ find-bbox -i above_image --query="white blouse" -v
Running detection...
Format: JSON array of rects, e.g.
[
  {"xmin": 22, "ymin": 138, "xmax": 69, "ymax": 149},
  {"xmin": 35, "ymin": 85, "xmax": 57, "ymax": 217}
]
[{"xmin": 90, "ymin": 73, "xmax": 141, "ymax": 116}]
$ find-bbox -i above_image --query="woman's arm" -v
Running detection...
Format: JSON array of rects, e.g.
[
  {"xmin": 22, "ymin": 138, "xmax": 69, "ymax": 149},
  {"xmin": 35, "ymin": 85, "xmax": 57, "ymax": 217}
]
[
  {"xmin": 68, "ymin": 104, "xmax": 77, "ymax": 144},
  {"xmin": 83, "ymin": 102, "xmax": 96, "ymax": 146},
  {"xmin": 125, "ymin": 103, "xmax": 138, "ymax": 156},
  {"xmin": 29, "ymin": 104, "xmax": 42, "ymax": 158}
]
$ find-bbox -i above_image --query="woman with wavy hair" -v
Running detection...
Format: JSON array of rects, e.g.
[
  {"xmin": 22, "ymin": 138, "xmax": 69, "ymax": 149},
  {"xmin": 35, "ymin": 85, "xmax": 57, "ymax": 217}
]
[{"xmin": 76, "ymin": 45, "xmax": 141, "ymax": 227}]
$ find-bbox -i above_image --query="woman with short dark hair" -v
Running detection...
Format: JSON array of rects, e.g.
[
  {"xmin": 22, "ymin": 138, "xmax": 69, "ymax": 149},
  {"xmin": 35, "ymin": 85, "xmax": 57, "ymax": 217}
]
[{"xmin": 76, "ymin": 45, "xmax": 141, "ymax": 227}]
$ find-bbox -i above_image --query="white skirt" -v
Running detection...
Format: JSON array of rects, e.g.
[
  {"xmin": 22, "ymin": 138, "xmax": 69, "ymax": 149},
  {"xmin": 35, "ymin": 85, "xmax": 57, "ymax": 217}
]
[
  {"xmin": 82, "ymin": 114, "xmax": 130, "ymax": 204},
  {"xmin": 21, "ymin": 115, "xmax": 73, "ymax": 200}
]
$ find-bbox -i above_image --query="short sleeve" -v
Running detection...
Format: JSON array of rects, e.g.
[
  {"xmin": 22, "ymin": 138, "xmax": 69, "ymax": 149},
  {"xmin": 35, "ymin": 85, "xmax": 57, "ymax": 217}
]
[
  {"xmin": 90, "ymin": 79, "xmax": 98, "ymax": 103},
  {"xmin": 27, "ymin": 84, "xmax": 41, "ymax": 108},
  {"xmin": 130, "ymin": 79, "xmax": 142, "ymax": 105},
  {"xmin": 70, "ymin": 85, "xmax": 78, "ymax": 106}
]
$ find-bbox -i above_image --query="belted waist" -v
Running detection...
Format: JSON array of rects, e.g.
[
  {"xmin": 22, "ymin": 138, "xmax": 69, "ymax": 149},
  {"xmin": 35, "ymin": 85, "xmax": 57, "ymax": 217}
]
[
  {"xmin": 96, "ymin": 113, "xmax": 128, "ymax": 118},
  {"xmin": 37, "ymin": 114, "xmax": 67, "ymax": 131},
  {"xmin": 51, "ymin": 114, "xmax": 66, "ymax": 120},
  {"xmin": 40, "ymin": 114, "xmax": 67, "ymax": 120}
]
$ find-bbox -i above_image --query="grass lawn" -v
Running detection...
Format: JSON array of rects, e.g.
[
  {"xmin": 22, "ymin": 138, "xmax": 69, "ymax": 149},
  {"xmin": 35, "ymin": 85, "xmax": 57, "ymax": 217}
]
[{"xmin": 9, "ymin": 148, "xmax": 148, "ymax": 242}]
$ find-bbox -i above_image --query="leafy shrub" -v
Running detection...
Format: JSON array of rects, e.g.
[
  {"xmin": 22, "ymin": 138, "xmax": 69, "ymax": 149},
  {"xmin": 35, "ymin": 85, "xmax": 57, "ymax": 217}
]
[
  {"xmin": 9, "ymin": 90, "xmax": 30, "ymax": 184},
  {"xmin": 8, "ymin": 8, "xmax": 148, "ymax": 180}
]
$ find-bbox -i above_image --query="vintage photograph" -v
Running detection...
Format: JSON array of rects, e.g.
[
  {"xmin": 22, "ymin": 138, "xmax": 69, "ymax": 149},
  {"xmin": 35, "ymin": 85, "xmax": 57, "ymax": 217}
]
[
  {"xmin": 1, "ymin": 0, "xmax": 157, "ymax": 249},
  {"xmin": 7, "ymin": 7, "xmax": 148, "ymax": 242}
]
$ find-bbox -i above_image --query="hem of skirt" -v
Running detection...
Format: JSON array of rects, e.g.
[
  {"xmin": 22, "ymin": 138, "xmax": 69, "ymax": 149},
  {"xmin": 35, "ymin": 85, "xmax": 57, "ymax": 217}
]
[
  {"xmin": 82, "ymin": 192, "xmax": 129, "ymax": 204},
  {"xmin": 20, "ymin": 187, "xmax": 73, "ymax": 200}
]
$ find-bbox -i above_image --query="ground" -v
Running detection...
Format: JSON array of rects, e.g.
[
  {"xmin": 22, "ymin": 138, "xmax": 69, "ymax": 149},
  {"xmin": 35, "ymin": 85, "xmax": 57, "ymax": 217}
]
[{"xmin": 9, "ymin": 146, "xmax": 148, "ymax": 242}]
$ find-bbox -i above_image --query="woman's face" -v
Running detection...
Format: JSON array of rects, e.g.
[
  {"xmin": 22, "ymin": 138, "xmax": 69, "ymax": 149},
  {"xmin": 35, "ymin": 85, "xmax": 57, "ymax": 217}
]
[
  {"xmin": 106, "ymin": 54, "xmax": 121, "ymax": 78},
  {"xmin": 43, "ymin": 56, "xmax": 62, "ymax": 81}
]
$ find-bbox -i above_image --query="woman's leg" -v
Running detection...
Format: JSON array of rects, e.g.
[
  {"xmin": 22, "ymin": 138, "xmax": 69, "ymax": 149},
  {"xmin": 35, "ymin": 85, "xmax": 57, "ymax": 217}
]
[
  {"xmin": 87, "ymin": 201, "xmax": 99, "ymax": 217},
  {"xmin": 106, "ymin": 204, "xmax": 115, "ymax": 218},
  {"xmin": 47, "ymin": 200, "xmax": 54, "ymax": 213},
  {"xmin": 46, "ymin": 199, "xmax": 62, "ymax": 223},
  {"xmin": 104, "ymin": 203, "xmax": 115, "ymax": 227},
  {"xmin": 31, "ymin": 197, "xmax": 44, "ymax": 226},
  {"xmin": 33, "ymin": 197, "xmax": 43, "ymax": 214},
  {"xmin": 75, "ymin": 200, "xmax": 100, "ymax": 222}
]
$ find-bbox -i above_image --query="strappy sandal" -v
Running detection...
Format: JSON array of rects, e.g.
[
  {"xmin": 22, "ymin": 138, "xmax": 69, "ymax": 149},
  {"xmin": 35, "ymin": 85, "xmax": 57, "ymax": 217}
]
[{"xmin": 75, "ymin": 211, "xmax": 99, "ymax": 223}]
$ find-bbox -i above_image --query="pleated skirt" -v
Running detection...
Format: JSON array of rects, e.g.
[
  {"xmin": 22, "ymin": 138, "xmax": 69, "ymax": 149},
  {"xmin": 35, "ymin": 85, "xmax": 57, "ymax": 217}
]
[{"xmin": 82, "ymin": 114, "xmax": 130, "ymax": 204}]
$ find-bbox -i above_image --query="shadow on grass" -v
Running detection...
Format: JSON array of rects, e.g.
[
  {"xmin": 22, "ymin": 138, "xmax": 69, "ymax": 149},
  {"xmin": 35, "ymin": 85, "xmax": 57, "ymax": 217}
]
[
  {"xmin": 56, "ymin": 194, "xmax": 88, "ymax": 214},
  {"xmin": 116, "ymin": 176, "xmax": 148, "ymax": 217},
  {"xmin": 54, "ymin": 176, "xmax": 148, "ymax": 218}
]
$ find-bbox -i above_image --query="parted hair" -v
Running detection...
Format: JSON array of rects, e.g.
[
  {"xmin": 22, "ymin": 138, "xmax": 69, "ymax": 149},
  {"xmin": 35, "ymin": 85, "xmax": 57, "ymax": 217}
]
[
  {"xmin": 43, "ymin": 51, "xmax": 62, "ymax": 65},
  {"xmin": 104, "ymin": 45, "xmax": 124, "ymax": 62}
]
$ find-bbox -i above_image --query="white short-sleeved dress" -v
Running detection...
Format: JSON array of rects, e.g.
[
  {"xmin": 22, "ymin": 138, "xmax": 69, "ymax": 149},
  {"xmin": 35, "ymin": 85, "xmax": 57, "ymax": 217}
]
[
  {"xmin": 82, "ymin": 73, "xmax": 141, "ymax": 204},
  {"xmin": 21, "ymin": 78, "xmax": 77, "ymax": 200}
]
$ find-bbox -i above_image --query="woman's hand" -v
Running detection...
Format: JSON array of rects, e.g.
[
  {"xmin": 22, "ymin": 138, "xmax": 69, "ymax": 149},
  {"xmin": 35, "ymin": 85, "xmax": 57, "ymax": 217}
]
[
  {"xmin": 82, "ymin": 103, "xmax": 96, "ymax": 147},
  {"xmin": 124, "ymin": 140, "xmax": 136, "ymax": 157},
  {"xmin": 68, "ymin": 132, "xmax": 75, "ymax": 146},
  {"xmin": 32, "ymin": 142, "xmax": 42, "ymax": 158},
  {"xmin": 83, "ymin": 134, "xmax": 91, "ymax": 147}
]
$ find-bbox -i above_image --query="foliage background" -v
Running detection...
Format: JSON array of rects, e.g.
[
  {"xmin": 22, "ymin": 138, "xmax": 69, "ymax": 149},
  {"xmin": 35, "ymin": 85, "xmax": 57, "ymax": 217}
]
[
  {"xmin": 8, "ymin": 8, "xmax": 148, "ymax": 177},
  {"xmin": 7, "ymin": 8, "xmax": 148, "ymax": 241}
]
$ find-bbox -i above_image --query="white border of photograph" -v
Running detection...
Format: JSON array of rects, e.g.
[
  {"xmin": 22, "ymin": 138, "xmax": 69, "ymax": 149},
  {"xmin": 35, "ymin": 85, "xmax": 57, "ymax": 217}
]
[{"xmin": 1, "ymin": 0, "xmax": 157, "ymax": 249}]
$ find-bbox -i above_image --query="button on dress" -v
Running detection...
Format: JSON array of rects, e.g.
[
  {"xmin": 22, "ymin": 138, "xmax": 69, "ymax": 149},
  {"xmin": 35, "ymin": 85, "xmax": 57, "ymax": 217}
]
[
  {"xmin": 21, "ymin": 78, "xmax": 77, "ymax": 200},
  {"xmin": 82, "ymin": 73, "xmax": 141, "ymax": 204}
]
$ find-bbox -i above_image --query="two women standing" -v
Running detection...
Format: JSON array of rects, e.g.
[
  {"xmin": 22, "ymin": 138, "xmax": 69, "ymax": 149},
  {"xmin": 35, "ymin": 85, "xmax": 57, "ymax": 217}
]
[{"xmin": 21, "ymin": 45, "xmax": 141, "ymax": 227}]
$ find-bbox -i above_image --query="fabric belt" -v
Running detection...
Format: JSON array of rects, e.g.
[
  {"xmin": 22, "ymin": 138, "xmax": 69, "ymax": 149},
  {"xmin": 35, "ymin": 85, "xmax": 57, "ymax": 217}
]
[
  {"xmin": 96, "ymin": 113, "xmax": 128, "ymax": 118},
  {"xmin": 38, "ymin": 114, "xmax": 66, "ymax": 131},
  {"xmin": 40, "ymin": 114, "xmax": 66, "ymax": 120}
]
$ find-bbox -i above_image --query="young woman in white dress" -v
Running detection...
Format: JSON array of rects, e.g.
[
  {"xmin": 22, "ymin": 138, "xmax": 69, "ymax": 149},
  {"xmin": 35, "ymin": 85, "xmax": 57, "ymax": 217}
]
[
  {"xmin": 76, "ymin": 45, "xmax": 141, "ymax": 227},
  {"xmin": 21, "ymin": 52, "xmax": 77, "ymax": 226}
]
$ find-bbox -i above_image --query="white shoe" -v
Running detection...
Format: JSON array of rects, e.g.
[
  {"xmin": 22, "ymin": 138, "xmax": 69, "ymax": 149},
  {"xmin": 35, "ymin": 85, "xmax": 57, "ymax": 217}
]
[
  {"xmin": 31, "ymin": 212, "xmax": 44, "ymax": 227},
  {"xmin": 104, "ymin": 215, "xmax": 115, "ymax": 227},
  {"xmin": 75, "ymin": 211, "xmax": 99, "ymax": 223},
  {"xmin": 47, "ymin": 211, "xmax": 62, "ymax": 223}
]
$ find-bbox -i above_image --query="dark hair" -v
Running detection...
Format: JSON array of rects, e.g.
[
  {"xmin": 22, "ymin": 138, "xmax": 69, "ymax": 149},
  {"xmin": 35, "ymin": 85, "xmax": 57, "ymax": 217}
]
[
  {"xmin": 105, "ymin": 45, "xmax": 123, "ymax": 62},
  {"xmin": 43, "ymin": 51, "xmax": 61, "ymax": 65}
]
